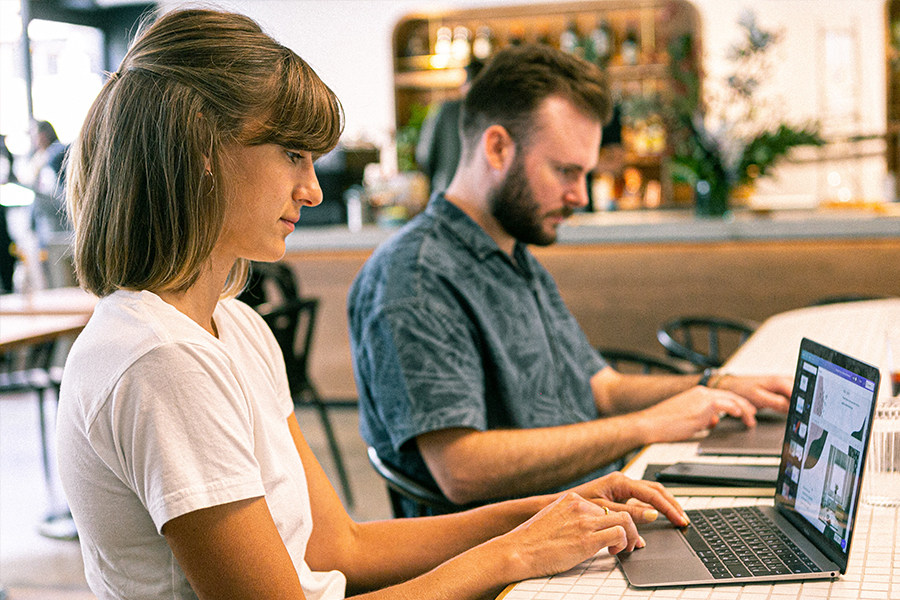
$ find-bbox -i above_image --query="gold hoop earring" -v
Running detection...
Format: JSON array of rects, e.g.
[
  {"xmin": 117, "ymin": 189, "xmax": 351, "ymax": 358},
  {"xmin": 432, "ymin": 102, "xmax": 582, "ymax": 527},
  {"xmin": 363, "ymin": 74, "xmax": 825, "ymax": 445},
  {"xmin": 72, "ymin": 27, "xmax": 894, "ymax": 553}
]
[{"xmin": 202, "ymin": 170, "xmax": 215, "ymax": 193}]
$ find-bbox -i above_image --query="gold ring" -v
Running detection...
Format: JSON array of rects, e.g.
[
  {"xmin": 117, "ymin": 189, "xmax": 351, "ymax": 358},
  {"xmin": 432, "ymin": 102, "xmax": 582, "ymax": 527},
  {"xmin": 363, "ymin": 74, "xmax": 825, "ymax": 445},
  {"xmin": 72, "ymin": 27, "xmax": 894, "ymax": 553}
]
[{"xmin": 602, "ymin": 505, "xmax": 610, "ymax": 515}]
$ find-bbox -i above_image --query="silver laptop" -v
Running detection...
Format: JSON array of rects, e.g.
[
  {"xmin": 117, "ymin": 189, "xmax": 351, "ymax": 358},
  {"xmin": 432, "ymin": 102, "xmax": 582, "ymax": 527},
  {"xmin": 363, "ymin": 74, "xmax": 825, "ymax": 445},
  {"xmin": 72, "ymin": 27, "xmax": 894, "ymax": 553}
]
[{"xmin": 618, "ymin": 338, "xmax": 880, "ymax": 588}]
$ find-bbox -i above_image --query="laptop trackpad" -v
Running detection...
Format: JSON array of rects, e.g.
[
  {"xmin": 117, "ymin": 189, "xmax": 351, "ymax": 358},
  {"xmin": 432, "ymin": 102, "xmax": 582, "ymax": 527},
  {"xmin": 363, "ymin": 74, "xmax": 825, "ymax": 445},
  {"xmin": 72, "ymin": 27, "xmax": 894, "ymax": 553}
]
[
  {"xmin": 623, "ymin": 521, "xmax": 691, "ymax": 560},
  {"xmin": 617, "ymin": 521, "xmax": 711, "ymax": 586}
]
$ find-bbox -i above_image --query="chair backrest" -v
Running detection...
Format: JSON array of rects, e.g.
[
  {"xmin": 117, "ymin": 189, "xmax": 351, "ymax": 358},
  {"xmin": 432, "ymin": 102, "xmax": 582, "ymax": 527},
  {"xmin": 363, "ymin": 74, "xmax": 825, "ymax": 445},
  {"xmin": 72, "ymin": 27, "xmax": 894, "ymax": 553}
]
[
  {"xmin": 238, "ymin": 262, "xmax": 300, "ymax": 309},
  {"xmin": 657, "ymin": 315, "xmax": 759, "ymax": 369},
  {"xmin": 366, "ymin": 446, "xmax": 461, "ymax": 518},
  {"xmin": 259, "ymin": 297, "xmax": 319, "ymax": 401},
  {"xmin": 597, "ymin": 347, "xmax": 690, "ymax": 375}
]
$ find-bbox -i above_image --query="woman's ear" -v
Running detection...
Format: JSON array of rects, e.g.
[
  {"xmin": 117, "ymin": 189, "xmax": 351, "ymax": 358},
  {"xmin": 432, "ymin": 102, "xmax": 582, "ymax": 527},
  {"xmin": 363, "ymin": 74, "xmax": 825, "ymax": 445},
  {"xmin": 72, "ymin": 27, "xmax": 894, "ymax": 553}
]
[{"xmin": 481, "ymin": 125, "xmax": 515, "ymax": 173}]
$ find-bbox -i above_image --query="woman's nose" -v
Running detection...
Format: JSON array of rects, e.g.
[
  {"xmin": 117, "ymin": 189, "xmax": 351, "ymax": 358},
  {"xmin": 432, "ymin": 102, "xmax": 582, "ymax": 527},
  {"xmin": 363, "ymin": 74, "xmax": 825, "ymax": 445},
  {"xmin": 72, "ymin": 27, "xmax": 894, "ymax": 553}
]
[{"xmin": 294, "ymin": 166, "xmax": 323, "ymax": 207}]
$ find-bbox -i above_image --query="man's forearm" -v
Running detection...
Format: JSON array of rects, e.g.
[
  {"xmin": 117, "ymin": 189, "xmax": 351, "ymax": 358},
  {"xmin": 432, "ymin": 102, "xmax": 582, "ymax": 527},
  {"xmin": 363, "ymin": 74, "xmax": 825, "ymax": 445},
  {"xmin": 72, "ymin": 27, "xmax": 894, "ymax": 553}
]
[
  {"xmin": 417, "ymin": 417, "xmax": 649, "ymax": 504},
  {"xmin": 592, "ymin": 367, "xmax": 701, "ymax": 415}
]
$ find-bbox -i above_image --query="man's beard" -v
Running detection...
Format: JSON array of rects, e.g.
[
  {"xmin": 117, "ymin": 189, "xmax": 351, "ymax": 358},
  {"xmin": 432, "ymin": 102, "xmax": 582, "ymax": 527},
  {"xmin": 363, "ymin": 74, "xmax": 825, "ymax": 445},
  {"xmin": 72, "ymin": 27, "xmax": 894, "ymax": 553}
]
[{"xmin": 488, "ymin": 155, "xmax": 572, "ymax": 246}]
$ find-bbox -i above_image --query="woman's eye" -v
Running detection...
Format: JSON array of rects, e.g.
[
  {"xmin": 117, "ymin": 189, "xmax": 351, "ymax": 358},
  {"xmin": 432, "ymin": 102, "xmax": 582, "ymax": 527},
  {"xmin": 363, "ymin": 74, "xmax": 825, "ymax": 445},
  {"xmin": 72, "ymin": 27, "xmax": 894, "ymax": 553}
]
[{"xmin": 286, "ymin": 150, "xmax": 305, "ymax": 164}]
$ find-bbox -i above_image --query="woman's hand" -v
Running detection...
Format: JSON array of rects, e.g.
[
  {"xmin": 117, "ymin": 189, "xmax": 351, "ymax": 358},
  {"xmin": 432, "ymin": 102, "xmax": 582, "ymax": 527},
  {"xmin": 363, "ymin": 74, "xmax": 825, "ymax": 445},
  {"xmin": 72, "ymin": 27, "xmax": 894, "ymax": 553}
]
[
  {"xmin": 492, "ymin": 491, "xmax": 643, "ymax": 582},
  {"xmin": 570, "ymin": 471, "xmax": 689, "ymax": 527}
]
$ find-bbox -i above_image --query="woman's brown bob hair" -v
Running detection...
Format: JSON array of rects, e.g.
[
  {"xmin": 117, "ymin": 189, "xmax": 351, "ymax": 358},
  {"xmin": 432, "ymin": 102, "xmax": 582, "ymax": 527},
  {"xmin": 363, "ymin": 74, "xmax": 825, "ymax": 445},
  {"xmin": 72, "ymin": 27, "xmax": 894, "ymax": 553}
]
[{"xmin": 67, "ymin": 9, "xmax": 343, "ymax": 297}]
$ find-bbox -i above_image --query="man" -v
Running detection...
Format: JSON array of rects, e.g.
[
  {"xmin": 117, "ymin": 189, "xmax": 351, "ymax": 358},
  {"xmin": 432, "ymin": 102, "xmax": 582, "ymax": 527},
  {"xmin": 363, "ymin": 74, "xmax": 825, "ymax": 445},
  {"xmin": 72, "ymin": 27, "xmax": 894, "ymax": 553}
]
[{"xmin": 348, "ymin": 45, "xmax": 791, "ymax": 517}]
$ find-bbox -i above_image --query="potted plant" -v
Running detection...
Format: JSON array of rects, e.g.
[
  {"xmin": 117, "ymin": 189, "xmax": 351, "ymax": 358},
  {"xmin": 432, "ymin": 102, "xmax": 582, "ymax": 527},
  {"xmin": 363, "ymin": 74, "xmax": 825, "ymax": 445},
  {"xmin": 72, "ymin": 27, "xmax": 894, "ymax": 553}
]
[{"xmin": 668, "ymin": 11, "xmax": 825, "ymax": 217}]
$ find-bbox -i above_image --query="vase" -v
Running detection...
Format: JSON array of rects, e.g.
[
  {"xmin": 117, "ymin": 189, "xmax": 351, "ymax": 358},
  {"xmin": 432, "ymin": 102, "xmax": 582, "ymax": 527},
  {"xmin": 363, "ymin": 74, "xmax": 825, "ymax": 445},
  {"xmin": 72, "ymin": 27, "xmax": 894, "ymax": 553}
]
[{"xmin": 694, "ymin": 178, "xmax": 731, "ymax": 218}]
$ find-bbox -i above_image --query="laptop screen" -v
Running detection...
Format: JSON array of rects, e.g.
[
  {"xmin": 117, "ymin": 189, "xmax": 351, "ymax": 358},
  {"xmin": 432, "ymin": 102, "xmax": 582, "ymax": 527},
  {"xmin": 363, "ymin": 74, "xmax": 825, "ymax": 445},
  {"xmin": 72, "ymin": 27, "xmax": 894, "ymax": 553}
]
[{"xmin": 774, "ymin": 338, "xmax": 880, "ymax": 572}]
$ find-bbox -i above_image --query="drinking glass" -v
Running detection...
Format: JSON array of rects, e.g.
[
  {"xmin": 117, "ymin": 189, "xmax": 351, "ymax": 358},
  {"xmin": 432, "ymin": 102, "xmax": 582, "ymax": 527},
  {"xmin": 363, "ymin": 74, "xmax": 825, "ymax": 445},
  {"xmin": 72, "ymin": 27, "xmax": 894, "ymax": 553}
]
[{"xmin": 862, "ymin": 328, "xmax": 900, "ymax": 506}]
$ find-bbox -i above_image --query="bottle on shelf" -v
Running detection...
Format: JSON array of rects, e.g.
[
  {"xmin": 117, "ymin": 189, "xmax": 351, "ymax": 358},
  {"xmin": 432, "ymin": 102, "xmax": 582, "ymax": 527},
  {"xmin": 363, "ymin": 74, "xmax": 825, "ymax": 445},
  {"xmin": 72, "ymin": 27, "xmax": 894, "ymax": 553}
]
[
  {"xmin": 560, "ymin": 20, "xmax": 580, "ymax": 54},
  {"xmin": 588, "ymin": 18, "xmax": 614, "ymax": 67},
  {"xmin": 619, "ymin": 166, "xmax": 643, "ymax": 210},
  {"xmin": 431, "ymin": 26, "xmax": 453, "ymax": 69},
  {"xmin": 620, "ymin": 24, "xmax": 640, "ymax": 65},
  {"xmin": 451, "ymin": 26, "xmax": 471, "ymax": 63},
  {"xmin": 472, "ymin": 26, "xmax": 493, "ymax": 60},
  {"xmin": 434, "ymin": 26, "xmax": 452, "ymax": 56},
  {"xmin": 591, "ymin": 171, "xmax": 617, "ymax": 212},
  {"xmin": 508, "ymin": 23, "xmax": 526, "ymax": 46}
]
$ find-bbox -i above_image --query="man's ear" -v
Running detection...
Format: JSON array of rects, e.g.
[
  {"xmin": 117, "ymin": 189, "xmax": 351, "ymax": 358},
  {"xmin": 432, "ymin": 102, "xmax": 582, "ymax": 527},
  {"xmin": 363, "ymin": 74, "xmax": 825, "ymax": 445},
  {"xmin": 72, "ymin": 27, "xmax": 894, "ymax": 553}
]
[{"xmin": 481, "ymin": 125, "xmax": 515, "ymax": 172}]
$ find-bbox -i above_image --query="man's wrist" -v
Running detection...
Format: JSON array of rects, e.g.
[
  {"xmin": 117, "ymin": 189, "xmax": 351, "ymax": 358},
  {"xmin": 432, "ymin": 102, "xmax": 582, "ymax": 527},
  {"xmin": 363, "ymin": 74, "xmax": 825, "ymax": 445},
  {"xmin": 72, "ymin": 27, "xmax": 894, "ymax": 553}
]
[
  {"xmin": 697, "ymin": 368, "xmax": 716, "ymax": 387},
  {"xmin": 698, "ymin": 368, "xmax": 729, "ymax": 389}
]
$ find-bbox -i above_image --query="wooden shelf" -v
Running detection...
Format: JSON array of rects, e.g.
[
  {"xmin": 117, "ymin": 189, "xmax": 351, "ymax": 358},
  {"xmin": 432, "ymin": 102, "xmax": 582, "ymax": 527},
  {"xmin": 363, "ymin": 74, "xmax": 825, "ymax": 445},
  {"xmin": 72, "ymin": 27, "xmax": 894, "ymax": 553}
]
[{"xmin": 392, "ymin": 0, "xmax": 701, "ymax": 207}]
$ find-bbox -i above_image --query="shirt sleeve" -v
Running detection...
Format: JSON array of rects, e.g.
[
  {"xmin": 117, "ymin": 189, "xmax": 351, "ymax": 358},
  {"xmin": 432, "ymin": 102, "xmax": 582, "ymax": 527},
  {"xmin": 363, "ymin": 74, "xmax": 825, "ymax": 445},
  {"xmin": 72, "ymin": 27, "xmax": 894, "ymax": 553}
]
[
  {"xmin": 360, "ymin": 297, "xmax": 488, "ymax": 452},
  {"xmin": 104, "ymin": 341, "xmax": 266, "ymax": 533}
]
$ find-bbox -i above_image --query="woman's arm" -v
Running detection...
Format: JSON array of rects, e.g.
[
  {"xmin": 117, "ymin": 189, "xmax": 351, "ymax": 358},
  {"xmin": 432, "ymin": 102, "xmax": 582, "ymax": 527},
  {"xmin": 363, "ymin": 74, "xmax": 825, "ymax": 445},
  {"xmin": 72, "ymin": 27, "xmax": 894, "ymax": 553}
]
[
  {"xmin": 163, "ymin": 496, "xmax": 308, "ymax": 600},
  {"xmin": 293, "ymin": 416, "xmax": 687, "ymax": 597},
  {"xmin": 163, "ymin": 413, "xmax": 686, "ymax": 600}
]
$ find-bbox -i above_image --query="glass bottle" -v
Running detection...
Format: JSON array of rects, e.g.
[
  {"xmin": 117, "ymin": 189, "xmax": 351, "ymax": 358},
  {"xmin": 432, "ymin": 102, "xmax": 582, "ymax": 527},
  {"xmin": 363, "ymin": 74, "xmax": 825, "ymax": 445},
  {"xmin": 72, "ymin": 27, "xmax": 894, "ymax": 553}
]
[
  {"xmin": 621, "ymin": 24, "xmax": 640, "ymax": 65},
  {"xmin": 560, "ymin": 20, "xmax": 579, "ymax": 54},
  {"xmin": 472, "ymin": 26, "xmax": 493, "ymax": 60},
  {"xmin": 589, "ymin": 18, "xmax": 614, "ymax": 67}
]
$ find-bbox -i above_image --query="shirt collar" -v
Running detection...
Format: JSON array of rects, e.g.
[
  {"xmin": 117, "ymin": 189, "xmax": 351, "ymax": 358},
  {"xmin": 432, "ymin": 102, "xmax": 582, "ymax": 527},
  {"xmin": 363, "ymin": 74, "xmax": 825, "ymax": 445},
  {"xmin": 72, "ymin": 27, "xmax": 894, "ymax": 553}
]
[{"xmin": 428, "ymin": 193, "xmax": 533, "ymax": 278}]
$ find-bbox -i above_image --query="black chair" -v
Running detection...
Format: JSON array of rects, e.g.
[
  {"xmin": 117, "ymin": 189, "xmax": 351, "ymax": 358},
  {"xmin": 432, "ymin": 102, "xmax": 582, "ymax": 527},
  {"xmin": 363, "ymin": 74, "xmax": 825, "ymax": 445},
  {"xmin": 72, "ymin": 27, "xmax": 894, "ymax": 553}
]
[
  {"xmin": 260, "ymin": 298, "xmax": 355, "ymax": 509},
  {"xmin": 657, "ymin": 316, "xmax": 759, "ymax": 370},
  {"xmin": 597, "ymin": 347, "xmax": 691, "ymax": 375},
  {"xmin": 0, "ymin": 342, "xmax": 58, "ymax": 495},
  {"xmin": 0, "ymin": 341, "xmax": 74, "ymax": 538},
  {"xmin": 238, "ymin": 262, "xmax": 300, "ymax": 310},
  {"xmin": 366, "ymin": 446, "xmax": 463, "ymax": 518}
]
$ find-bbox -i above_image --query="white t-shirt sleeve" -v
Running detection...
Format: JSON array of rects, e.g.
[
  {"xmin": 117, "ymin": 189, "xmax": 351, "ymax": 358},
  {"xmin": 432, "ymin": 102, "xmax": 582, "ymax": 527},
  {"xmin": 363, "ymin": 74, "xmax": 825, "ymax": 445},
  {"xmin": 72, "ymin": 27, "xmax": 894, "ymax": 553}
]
[{"xmin": 106, "ymin": 340, "xmax": 267, "ymax": 533}]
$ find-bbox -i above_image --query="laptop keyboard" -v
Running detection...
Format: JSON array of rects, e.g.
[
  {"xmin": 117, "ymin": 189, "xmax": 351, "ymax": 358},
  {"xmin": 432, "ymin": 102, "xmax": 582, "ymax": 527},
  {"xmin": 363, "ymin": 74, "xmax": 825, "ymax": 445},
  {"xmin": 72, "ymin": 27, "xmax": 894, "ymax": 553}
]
[{"xmin": 683, "ymin": 506, "xmax": 820, "ymax": 579}]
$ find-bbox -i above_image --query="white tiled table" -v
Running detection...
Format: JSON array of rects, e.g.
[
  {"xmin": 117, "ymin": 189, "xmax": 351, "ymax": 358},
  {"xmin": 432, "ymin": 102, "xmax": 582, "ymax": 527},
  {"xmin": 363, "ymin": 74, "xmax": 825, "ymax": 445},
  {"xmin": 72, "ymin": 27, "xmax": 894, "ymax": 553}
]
[{"xmin": 499, "ymin": 300, "xmax": 900, "ymax": 599}]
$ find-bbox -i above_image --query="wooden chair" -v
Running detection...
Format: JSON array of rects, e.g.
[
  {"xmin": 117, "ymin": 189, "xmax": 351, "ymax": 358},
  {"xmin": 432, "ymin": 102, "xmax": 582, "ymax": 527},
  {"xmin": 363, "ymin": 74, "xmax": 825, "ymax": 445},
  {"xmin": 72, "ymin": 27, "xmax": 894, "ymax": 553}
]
[{"xmin": 657, "ymin": 315, "xmax": 759, "ymax": 370}]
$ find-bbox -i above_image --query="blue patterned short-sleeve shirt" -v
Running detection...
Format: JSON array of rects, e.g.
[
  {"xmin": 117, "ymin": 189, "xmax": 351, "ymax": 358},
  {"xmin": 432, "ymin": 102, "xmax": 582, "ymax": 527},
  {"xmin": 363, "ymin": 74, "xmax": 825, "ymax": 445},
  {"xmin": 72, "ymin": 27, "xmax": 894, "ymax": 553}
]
[{"xmin": 348, "ymin": 195, "xmax": 609, "ymax": 499}]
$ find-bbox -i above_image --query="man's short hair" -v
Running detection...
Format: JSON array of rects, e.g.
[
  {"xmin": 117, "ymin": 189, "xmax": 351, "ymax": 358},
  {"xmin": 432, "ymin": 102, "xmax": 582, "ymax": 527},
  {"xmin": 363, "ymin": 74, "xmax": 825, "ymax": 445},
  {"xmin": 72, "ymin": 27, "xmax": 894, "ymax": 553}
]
[
  {"xmin": 460, "ymin": 44, "xmax": 612, "ymax": 156},
  {"xmin": 67, "ymin": 9, "xmax": 343, "ymax": 298}
]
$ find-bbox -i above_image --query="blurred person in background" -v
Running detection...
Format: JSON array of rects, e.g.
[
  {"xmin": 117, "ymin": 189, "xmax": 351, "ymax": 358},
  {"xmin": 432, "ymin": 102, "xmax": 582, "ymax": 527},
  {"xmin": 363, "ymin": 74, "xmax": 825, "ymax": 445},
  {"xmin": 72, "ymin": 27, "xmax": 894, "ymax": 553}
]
[
  {"xmin": 415, "ymin": 60, "xmax": 484, "ymax": 197},
  {"xmin": 0, "ymin": 135, "xmax": 17, "ymax": 292}
]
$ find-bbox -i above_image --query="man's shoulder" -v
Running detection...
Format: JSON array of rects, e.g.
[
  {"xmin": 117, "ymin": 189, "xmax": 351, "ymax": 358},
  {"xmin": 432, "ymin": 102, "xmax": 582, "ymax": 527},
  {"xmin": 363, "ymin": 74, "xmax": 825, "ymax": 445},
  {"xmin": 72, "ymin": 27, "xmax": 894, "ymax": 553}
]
[{"xmin": 350, "ymin": 208, "xmax": 473, "ymax": 315}]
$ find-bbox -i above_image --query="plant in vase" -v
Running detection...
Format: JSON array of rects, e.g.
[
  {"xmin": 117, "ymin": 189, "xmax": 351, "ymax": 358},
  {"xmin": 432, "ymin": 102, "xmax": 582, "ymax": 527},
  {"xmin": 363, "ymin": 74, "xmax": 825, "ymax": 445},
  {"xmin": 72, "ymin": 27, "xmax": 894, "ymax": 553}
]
[{"xmin": 668, "ymin": 10, "xmax": 825, "ymax": 217}]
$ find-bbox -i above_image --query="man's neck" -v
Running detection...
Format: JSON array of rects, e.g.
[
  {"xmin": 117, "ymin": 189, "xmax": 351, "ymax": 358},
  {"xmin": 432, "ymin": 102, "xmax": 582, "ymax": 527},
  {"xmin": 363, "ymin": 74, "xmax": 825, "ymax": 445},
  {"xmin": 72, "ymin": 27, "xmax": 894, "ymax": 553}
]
[{"xmin": 443, "ymin": 192, "xmax": 516, "ymax": 256}]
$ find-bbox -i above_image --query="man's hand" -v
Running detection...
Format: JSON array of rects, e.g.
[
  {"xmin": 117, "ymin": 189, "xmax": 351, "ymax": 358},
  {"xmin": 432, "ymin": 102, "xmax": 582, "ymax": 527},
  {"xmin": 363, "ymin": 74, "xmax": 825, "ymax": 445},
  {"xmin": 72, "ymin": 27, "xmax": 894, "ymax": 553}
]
[
  {"xmin": 716, "ymin": 375, "xmax": 792, "ymax": 413},
  {"xmin": 636, "ymin": 385, "xmax": 760, "ymax": 443}
]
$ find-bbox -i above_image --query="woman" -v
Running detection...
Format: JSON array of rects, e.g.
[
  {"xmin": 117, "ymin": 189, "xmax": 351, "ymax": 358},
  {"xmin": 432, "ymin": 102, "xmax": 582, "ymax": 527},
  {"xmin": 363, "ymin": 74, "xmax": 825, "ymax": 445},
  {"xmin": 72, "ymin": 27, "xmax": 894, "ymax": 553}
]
[{"xmin": 58, "ymin": 9, "xmax": 688, "ymax": 600}]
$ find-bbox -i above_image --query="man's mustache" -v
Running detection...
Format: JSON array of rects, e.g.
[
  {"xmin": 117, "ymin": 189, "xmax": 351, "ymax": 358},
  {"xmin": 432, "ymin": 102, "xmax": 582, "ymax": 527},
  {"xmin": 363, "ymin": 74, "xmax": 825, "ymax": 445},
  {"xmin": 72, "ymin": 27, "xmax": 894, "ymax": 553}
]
[{"xmin": 545, "ymin": 207, "xmax": 574, "ymax": 219}]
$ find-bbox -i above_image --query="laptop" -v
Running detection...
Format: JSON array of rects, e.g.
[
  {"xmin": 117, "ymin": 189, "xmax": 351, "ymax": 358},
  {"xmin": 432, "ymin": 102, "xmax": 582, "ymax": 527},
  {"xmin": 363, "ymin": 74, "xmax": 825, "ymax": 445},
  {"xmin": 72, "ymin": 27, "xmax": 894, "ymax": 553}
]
[
  {"xmin": 697, "ymin": 412, "xmax": 786, "ymax": 457},
  {"xmin": 618, "ymin": 338, "xmax": 880, "ymax": 587}
]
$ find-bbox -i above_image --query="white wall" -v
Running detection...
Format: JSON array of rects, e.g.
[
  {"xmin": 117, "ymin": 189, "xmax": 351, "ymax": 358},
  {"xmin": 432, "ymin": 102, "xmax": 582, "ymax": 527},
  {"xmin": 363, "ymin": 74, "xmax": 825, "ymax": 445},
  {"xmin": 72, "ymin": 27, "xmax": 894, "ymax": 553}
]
[{"xmin": 161, "ymin": 0, "xmax": 890, "ymax": 200}]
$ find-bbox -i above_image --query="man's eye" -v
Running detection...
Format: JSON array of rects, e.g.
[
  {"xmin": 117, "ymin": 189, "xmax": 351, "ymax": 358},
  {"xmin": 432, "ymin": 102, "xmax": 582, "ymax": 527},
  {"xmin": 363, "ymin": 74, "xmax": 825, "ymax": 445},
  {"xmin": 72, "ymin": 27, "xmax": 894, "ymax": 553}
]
[
  {"xmin": 559, "ymin": 167, "xmax": 581, "ymax": 181},
  {"xmin": 286, "ymin": 151, "xmax": 302, "ymax": 163}
]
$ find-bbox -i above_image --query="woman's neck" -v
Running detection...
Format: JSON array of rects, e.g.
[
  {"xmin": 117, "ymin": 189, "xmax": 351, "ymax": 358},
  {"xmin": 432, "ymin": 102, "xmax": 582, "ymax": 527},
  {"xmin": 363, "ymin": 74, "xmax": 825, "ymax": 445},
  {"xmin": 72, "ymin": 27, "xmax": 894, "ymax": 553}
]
[{"xmin": 156, "ymin": 267, "xmax": 228, "ymax": 337}]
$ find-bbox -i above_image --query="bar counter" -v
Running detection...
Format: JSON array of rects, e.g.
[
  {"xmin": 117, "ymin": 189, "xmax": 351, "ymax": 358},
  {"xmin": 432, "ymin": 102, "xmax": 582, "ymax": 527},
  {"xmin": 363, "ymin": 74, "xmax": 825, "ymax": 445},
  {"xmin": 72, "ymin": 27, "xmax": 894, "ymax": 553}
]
[
  {"xmin": 286, "ymin": 206, "xmax": 900, "ymax": 253},
  {"xmin": 282, "ymin": 207, "xmax": 900, "ymax": 400}
]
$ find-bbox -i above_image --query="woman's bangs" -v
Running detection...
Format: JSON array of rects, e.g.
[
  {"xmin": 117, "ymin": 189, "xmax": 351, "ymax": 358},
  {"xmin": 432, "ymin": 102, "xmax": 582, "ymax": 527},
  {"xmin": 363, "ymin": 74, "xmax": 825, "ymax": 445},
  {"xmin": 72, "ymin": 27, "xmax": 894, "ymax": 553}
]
[{"xmin": 265, "ymin": 54, "xmax": 343, "ymax": 155}]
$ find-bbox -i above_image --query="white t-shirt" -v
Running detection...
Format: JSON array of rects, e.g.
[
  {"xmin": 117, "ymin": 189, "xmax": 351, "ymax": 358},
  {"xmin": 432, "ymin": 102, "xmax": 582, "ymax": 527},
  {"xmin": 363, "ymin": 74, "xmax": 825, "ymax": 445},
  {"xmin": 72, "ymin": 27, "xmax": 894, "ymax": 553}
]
[{"xmin": 57, "ymin": 290, "xmax": 346, "ymax": 600}]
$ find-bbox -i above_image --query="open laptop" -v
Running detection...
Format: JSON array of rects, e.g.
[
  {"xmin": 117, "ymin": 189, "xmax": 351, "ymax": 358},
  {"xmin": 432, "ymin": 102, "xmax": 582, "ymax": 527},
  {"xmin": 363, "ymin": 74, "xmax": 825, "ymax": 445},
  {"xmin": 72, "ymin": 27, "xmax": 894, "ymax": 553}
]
[{"xmin": 618, "ymin": 338, "xmax": 880, "ymax": 587}]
